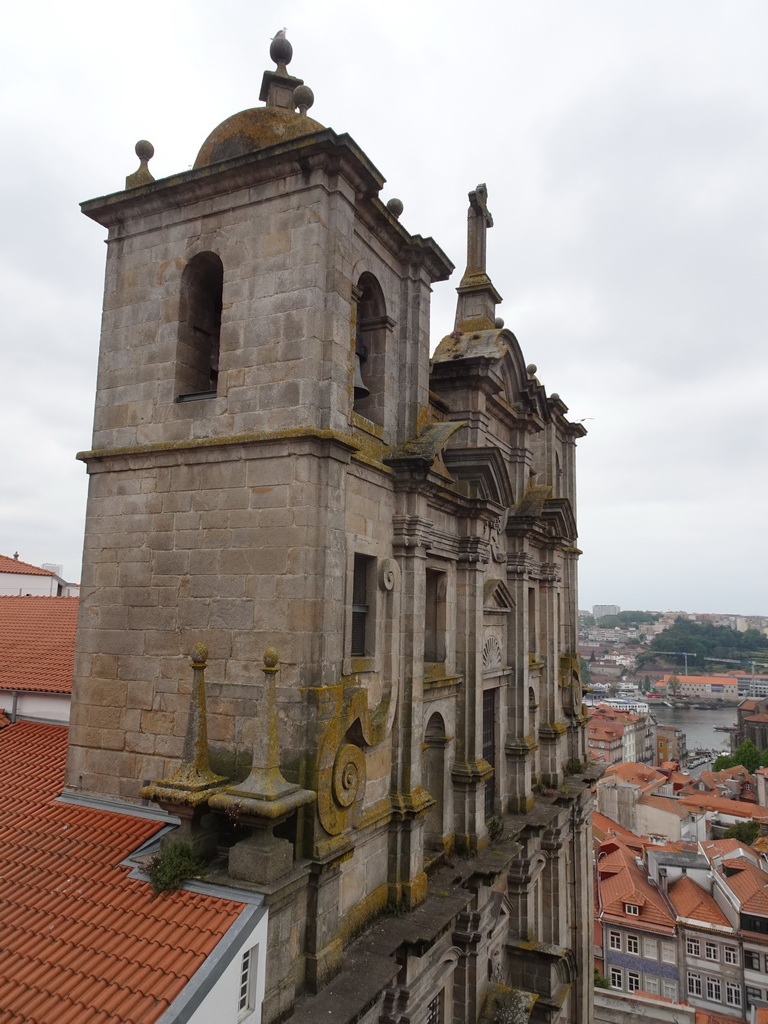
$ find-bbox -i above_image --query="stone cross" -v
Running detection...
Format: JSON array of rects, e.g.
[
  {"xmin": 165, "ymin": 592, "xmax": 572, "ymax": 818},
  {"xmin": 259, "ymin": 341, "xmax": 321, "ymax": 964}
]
[{"xmin": 466, "ymin": 183, "xmax": 493, "ymax": 274}]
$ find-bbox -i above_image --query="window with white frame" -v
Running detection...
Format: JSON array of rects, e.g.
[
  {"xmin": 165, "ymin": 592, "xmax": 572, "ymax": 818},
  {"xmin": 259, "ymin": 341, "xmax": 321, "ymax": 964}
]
[
  {"xmin": 686, "ymin": 937, "xmax": 701, "ymax": 957},
  {"xmin": 705, "ymin": 941, "xmax": 719, "ymax": 961},
  {"xmin": 747, "ymin": 987, "xmax": 763, "ymax": 1008},
  {"xmin": 688, "ymin": 972, "xmax": 702, "ymax": 997},
  {"xmin": 643, "ymin": 976, "xmax": 659, "ymax": 995},
  {"xmin": 726, "ymin": 982, "xmax": 742, "ymax": 1008},
  {"xmin": 609, "ymin": 931, "xmax": 621, "ymax": 950},
  {"xmin": 238, "ymin": 945, "xmax": 259, "ymax": 1019},
  {"xmin": 642, "ymin": 937, "xmax": 657, "ymax": 959},
  {"xmin": 706, "ymin": 976, "xmax": 721, "ymax": 1002},
  {"xmin": 625, "ymin": 903, "xmax": 639, "ymax": 916},
  {"xmin": 661, "ymin": 942, "xmax": 676, "ymax": 964},
  {"xmin": 627, "ymin": 972, "xmax": 640, "ymax": 993},
  {"xmin": 662, "ymin": 979, "xmax": 677, "ymax": 1000},
  {"xmin": 626, "ymin": 934, "xmax": 639, "ymax": 954},
  {"xmin": 611, "ymin": 968, "xmax": 623, "ymax": 989},
  {"xmin": 724, "ymin": 945, "xmax": 739, "ymax": 965}
]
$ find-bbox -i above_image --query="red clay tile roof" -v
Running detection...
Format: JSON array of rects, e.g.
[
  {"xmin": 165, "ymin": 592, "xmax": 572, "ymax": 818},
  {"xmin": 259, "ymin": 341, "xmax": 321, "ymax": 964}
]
[
  {"xmin": 668, "ymin": 875, "xmax": 730, "ymax": 928},
  {"xmin": 679, "ymin": 793, "xmax": 768, "ymax": 821},
  {"xmin": 639, "ymin": 794, "xmax": 692, "ymax": 819},
  {"xmin": 745, "ymin": 713, "xmax": 768, "ymax": 723},
  {"xmin": 0, "ymin": 721, "xmax": 246, "ymax": 1023},
  {"xmin": 696, "ymin": 1013, "xmax": 746, "ymax": 1024},
  {"xmin": 0, "ymin": 596, "xmax": 78, "ymax": 692},
  {"xmin": 0, "ymin": 554, "xmax": 55, "ymax": 577},
  {"xmin": 603, "ymin": 763, "xmax": 667, "ymax": 790},
  {"xmin": 596, "ymin": 839, "xmax": 676, "ymax": 933},
  {"xmin": 740, "ymin": 699, "xmax": 760, "ymax": 711},
  {"xmin": 592, "ymin": 812, "xmax": 641, "ymax": 846}
]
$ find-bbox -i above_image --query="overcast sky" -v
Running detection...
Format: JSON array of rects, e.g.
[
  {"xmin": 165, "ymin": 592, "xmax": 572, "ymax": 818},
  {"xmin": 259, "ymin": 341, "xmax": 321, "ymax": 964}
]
[{"xmin": 2, "ymin": 1, "xmax": 766, "ymax": 614}]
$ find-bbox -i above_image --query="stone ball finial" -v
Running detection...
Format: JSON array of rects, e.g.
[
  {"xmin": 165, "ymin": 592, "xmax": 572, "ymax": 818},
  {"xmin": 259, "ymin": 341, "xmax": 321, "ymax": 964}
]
[
  {"xmin": 551, "ymin": 392, "xmax": 560, "ymax": 401},
  {"xmin": 494, "ymin": 316, "xmax": 505, "ymax": 329},
  {"xmin": 191, "ymin": 642, "xmax": 209, "ymax": 665},
  {"xmin": 293, "ymin": 84, "xmax": 314, "ymax": 114},
  {"xmin": 270, "ymin": 28, "xmax": 292, "ymax": 67},
  {"xmin": 135, "ymin": 139, "xmax": 154, "ymax": 162},
  {"xmin": 126, "ymin": 140, "xmax": 155, "ymax": 189},
  {"xmin": 386, "ymin": 197, "xmax": 404, "ymax": 218},
  {"xmin": 263, "ymin": 647, "xmax": 279, "ymax": 668},
  {"xmin": 526, "ymin": 363, "xmax": 537, "ymax": 376}
]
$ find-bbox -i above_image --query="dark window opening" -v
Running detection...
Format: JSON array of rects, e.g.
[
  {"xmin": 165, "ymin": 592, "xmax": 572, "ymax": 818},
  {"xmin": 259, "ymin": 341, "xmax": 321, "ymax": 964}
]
[
  {"xmin": 351, "ymin": 554, "xmax": 373, "ymax": 657},
  {"xmin": 424, "ymin": 569, "xmax": 447, "ymax": 662},
  {"xmin": 177, "ymin": 252, "xmax": 223, "ymax": 400},
  {"xmin": 483, "ymin": 689, "xmax": 497, "ymax": 820},
  {"xmin": 352, "ymin": 274, "xmax": 387, "ymax": 425}
]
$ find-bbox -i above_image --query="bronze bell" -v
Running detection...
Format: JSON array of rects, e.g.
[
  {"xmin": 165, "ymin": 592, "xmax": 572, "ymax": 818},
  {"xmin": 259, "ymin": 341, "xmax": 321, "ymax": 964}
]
[{"xmin": 354, "ymin": 334, "xmax": 370, "ymax": 400}]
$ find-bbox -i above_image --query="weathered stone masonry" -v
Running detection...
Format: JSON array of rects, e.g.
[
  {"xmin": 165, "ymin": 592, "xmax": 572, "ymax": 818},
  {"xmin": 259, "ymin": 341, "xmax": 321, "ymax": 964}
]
[{"xmin": 67, "ymin": 33, "xmax": 597, "ymax": 1024}]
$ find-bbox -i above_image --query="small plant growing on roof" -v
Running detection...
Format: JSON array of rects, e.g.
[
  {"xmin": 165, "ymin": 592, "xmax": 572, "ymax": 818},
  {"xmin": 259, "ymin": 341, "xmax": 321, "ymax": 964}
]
[
  {"xmin": 147, "ymin": 841, "xmax": 204, "ymax": 897},
  {"xmin": 487, "ymin": 817, "xmax": 505, "ymax": 843}
]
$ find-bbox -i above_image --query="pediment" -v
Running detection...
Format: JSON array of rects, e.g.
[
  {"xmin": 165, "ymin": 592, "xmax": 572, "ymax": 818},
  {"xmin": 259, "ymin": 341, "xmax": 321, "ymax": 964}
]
[
  {"xmin": 441, "ymin": 446, "xmax": 514, "ymax": 507},
  {"xmin": 484, "ymin": 577, "xmax": 515, "ymax": 612}
]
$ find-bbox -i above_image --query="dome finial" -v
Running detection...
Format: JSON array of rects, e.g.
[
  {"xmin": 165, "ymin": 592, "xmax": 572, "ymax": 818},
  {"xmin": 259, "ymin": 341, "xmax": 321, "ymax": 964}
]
[{"xmin": 270, "ymin": 28, "xmax": 292, "ymax": 70}]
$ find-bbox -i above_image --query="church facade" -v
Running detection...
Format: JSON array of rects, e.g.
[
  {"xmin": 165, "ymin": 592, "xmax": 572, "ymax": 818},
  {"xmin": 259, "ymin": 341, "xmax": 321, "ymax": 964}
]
[{"xmin": 68, "ymin": 32, "xmax": 596, "ymax": 1024}]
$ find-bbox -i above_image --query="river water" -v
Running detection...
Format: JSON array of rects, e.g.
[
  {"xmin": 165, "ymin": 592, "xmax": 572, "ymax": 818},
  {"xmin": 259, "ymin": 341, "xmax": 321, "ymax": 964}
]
[{"xmin": 650, "ymin": 704, "xmax": 736, "ymax": 754}]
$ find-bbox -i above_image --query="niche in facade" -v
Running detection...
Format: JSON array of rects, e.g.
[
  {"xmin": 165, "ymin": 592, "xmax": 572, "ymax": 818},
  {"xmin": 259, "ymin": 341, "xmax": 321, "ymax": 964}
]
[{"xmin": 177, "ymin": 252, "xmax": 223, "ymax": 400}]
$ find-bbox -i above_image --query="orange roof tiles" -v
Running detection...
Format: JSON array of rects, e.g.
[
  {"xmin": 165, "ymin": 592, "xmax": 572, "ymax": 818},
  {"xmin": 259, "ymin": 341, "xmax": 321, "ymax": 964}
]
[
  {"xmin": 596, "ymin": 839, "xmax": 676, "ymax": 934},
  {"xmin": 0, "ymin": 721, "xmax": 246, "ymax": 1024},
  {"xmin": 668, "ymin": 875, "xmax": 730, "ymax": 928},
  {"xmin": 603, "ymin": 762, "xmax": 667, "ymax": 791},
  {"xmin": 679, "ymin": 793, "xmax": 768, "ymax": 821},
  {"xmin": 0, "ymin": 595, "xmax": 78, "ymax": 692},
  {"xmin": 0, "ymin": 554, "xmax": 55, "ymax": 577},
  {"xmin": 696, "ymin": 1013, "xmax": 746, "ymax": 1024},
  {"xmin": 639, "ymin": 794, "xmax": 691, "ymax": 818}
]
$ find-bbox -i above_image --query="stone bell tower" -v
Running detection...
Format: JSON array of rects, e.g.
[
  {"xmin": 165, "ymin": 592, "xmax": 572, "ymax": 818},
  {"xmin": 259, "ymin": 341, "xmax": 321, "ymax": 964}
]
[{"xmin": 68, "ymin": 29, "xmax": 595, "ymax": 1024}]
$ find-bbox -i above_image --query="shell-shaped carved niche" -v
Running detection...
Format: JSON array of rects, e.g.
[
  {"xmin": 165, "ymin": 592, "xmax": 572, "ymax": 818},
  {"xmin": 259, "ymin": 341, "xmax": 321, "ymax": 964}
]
[{"xmin": 483, "ymin": 635, "xmax": 503, "ymax": 673}]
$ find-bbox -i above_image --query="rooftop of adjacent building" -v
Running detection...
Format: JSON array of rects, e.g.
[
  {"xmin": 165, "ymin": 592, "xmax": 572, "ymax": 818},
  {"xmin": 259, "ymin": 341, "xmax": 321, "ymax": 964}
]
[
  {"xmin": 0, "ymin": 719, "xmax": 249, "ymax": 1024},
  {"xmin": 0, "ymin": 594, "xmax": 78, "ymax": 693},
  {"xmin": 0, "ymin": 553, "xmax": 56, "ymax": 576}
]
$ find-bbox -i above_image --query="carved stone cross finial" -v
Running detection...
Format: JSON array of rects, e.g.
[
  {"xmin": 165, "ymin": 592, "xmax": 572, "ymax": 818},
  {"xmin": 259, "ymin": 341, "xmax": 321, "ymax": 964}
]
[
  {"xmin": 453, "ymin": 184, "xmax": 503, "ymax": 332},
  {"xmin": 466, "ymin": 183, "xmax": 493, "ymax": 274}
]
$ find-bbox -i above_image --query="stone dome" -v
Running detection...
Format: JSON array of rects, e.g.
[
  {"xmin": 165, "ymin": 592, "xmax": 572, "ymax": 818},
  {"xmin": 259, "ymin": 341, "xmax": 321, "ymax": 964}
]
[{"xmin": 193, "ymin": 106, "xmax": 324, "ymax": 169}]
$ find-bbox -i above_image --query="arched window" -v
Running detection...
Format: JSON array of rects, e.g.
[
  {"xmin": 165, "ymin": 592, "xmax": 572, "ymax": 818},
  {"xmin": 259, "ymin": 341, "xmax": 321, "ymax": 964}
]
[
  {"xmin": 352, "ymin": 273, "xmax": 387, "ymax": 425},
  {"xmin": 177, "ymin": 252, "xmax": 223, "ymax": 400}
]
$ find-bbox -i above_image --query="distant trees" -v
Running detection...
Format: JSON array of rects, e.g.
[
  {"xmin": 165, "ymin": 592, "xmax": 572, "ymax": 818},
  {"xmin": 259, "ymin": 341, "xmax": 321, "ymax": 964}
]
[
  {"xmin": 713, "ymin": 739, "xmax": 766, "ymax": 774},
  {"xmin": 637, "ymin": 616, "xmax": 768, "ymax": 671},
  {"xmin": 596, "ymin": 610, "xmax": 661, "ymax": 628},
  {"xmin": 666, "ymin": 676, "xmax": 682, "ymax": 696},
  {"xmin": 638, "ymin": 675, "xmax": 653, "ymax": 694},
  {"xmin": 722, "ymin": 819, "xmax": 761, "ymax": 845}
]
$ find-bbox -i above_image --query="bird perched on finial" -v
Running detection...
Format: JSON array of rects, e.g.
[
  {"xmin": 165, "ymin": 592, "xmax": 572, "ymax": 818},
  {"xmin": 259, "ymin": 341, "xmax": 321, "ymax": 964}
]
[{"xmin": 270, "ymin": 27, "xmax": 293, "ymax": 67}]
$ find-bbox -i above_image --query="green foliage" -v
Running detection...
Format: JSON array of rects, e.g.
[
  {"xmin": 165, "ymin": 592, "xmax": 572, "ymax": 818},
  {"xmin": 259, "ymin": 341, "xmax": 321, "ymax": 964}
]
[
  {"xmin": 594, "ymin": 966, "xmax": 611, "ymax": 989},
  {"xmin": 730, "ymin": 739, "xmax": 762, "ymax": 773},
  {"xmin": 596, "ymin": 610, "xmax": 661, "ymax": 627},
  {"xmin": 667, "ymin": 676, "xmax": 682, "ymax": 695},
  {"xmin": 638, "ymin": 675, "xmax": 653, "ymax": 694},
  {"xmin": 713, "ymin": 754, "xmax": 735, "ymax": 771},
  {"xmin": 147, "ymin": 841, "xmax": 204, "ymax": 897},
  {"xmin": 487, "ymin": 817, "xmax": 505, "ymax": 843},
  {"xmin": 579, "ymin": 656, "xmax": 592, "ymax": 688},
  {"xmin": 723, "ymin": 819, "xmax": 761, "ymax": 844},
  {"xmin": 640, "ymin": 616, "xmax": 768, "ymax": 670}
]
